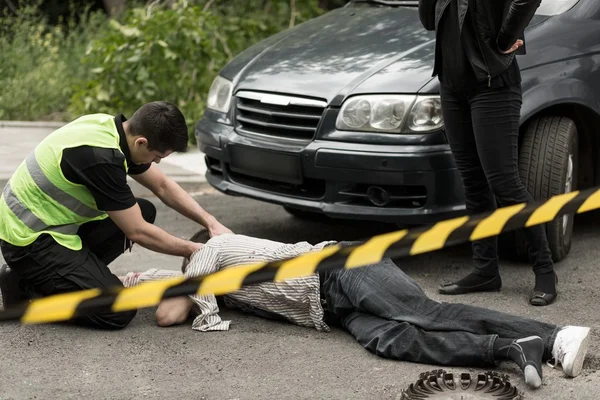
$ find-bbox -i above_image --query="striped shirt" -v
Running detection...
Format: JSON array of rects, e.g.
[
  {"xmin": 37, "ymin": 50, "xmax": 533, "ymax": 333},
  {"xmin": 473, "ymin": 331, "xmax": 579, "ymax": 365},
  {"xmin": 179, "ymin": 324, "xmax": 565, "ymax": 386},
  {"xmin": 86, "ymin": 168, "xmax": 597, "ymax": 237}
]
[{"xmin": 123, "ymin": 233, "xmax": 336, "ymax": 332}]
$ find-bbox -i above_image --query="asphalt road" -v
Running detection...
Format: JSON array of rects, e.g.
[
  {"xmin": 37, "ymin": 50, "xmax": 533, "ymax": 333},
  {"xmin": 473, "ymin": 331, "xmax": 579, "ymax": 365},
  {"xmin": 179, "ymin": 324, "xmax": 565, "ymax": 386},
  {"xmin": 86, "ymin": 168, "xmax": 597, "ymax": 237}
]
[{"xmin": 1, "ymin": 189, "xmax": 599, "ymax": 399}]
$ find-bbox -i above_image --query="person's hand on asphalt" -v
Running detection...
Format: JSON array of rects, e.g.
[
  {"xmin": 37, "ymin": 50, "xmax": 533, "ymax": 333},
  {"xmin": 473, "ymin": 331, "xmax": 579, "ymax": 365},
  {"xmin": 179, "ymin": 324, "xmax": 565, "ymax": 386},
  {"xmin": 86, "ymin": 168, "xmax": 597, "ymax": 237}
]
[{"xmin": 500, "ymin": 39, "xmax": 523, "ymax": 54}]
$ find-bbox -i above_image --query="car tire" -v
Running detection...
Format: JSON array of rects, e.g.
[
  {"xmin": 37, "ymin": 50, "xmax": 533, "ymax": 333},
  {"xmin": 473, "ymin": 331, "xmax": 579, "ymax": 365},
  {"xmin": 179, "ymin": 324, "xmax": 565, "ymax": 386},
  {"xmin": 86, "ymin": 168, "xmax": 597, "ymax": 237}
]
[
  {"xmin": 283, "ymin": 206, "xmax": 325, "ymax": 221},
  {"xmin": 399, "ymin": 369, "xmax": 522, "ymax": 399},
  {"xmin": 500, "ymin": 116, "xmax": 578, "ymax": 263}
]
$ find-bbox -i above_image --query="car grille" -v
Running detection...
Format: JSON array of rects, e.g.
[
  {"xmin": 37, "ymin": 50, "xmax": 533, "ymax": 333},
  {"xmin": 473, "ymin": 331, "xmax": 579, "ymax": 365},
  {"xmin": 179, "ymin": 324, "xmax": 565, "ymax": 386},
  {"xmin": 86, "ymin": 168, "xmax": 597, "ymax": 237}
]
[{"xmin": 234, "ymin": 91, "xmax": 327, "ymax": 142}]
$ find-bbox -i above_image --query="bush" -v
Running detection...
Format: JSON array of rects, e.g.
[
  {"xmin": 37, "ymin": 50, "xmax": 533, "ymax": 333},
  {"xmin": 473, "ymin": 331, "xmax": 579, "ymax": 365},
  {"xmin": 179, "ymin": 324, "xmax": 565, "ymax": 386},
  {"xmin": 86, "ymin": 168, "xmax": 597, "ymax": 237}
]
[
  {"xmin": 69, "ymin": 0, "xmax": 325, "ymax": 143},
  {"xmin": 0, "ymin": 0, "xmax": 326, "ymax": 143},
  {"xmin": 68, "ymin": 2, "xmax": 226, "ymax": 142},
  {"xmin": 0, "ymin": 4, "xmax": 105, "ymax": 121}
]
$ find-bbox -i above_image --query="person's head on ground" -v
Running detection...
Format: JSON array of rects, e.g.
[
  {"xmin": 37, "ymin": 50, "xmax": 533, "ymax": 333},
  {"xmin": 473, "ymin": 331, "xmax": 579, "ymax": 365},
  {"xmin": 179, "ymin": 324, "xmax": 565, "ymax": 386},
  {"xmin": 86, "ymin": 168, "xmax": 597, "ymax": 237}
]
[
  {"xmin": 181, "ymin": 229, "xmax": 211, "ymax": 272},
  {"xmin": 123, "ymin": 101, "xmax": 188, "ymax": 165}
]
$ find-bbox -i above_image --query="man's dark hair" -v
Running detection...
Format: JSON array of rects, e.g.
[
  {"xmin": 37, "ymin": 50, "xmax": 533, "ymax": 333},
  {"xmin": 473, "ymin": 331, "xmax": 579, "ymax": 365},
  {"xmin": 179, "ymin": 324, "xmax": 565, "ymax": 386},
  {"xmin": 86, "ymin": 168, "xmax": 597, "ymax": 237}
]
[
  {"xmin": 189, "ymin": 229, "xmax": 211, "ymax": 244},
  {"xmin": 181, "ymin": 229, "xmax": 211, "ymax": 272},
  {"xmin": 127, "ymin": 101, "xmax": 188, "ymax": 153}
]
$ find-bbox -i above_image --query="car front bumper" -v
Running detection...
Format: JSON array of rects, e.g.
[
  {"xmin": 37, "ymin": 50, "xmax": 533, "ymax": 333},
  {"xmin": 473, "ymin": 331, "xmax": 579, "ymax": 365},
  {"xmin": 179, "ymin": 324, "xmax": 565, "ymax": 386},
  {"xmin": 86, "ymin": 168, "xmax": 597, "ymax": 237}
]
[{"xmin": 195, "ymin": 117, "xmax": 467, "ymax": 225}]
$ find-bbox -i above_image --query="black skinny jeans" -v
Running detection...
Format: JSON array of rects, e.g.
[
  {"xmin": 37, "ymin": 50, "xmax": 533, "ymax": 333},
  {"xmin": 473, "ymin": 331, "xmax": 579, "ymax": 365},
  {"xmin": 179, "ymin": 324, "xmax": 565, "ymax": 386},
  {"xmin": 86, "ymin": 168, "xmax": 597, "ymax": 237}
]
[{"xmin": 440, "ymin": 83, "xmax": 554, "ymax": 276}]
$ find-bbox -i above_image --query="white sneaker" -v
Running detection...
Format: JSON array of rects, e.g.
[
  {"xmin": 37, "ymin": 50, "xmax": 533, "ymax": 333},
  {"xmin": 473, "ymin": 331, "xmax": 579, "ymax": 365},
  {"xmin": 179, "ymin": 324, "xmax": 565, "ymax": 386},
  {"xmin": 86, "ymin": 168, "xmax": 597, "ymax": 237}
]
[{"xmin": 548, "ymin": 326, "xmax": 591, "ymax": 377}]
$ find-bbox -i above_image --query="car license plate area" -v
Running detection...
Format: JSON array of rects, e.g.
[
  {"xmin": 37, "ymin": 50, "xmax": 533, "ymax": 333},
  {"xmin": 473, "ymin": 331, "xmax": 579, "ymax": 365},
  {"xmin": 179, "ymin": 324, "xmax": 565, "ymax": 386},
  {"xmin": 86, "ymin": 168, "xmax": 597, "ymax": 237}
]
[{"xmin": 229, "ymin": 145, "xmax": 302, "ymax": 185}]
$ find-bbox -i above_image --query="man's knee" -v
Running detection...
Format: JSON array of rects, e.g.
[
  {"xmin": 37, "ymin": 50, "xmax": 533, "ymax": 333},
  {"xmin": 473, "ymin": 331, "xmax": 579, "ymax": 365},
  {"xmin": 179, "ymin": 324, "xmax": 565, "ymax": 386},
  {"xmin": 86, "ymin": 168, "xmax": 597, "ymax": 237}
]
[
  {"xmin": 137, "ymin": 198, "xmax": 157, "ymax": 224},
  {"xmin": 89, "ymin": 309, "xmax": 137, "ymax": 330}
]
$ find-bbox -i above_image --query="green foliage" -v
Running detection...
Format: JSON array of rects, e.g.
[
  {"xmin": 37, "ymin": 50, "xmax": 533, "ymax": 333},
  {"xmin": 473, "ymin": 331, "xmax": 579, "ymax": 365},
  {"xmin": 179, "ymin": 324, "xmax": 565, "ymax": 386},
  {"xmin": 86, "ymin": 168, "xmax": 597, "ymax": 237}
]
[
  {"xmin": 1, "ymin": 0, "xmax": 328, "ymax": 142},
  {"xmin": 0, "ymin": 3, "xmax": 105, "ymax": 121},
  {"xmin": 68, "ymin": 0, "xmax": 326, "ymax": 142},
  {"xmin": 68, "ymin": 3, "xmax": 224, "ymax": 135}
]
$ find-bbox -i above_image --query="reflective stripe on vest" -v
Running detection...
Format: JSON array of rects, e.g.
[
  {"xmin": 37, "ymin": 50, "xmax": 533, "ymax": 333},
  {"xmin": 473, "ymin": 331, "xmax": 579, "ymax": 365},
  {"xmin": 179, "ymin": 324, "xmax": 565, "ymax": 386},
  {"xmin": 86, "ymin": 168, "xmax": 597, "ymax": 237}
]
[
  {"xmin": 25, "ymin": 152, "xmax": 104, "ymax": 219},
  {"xmin": 2, "ymin": 183, "xmax": 79, "ymax": 235},
  {"xmin": 0, "ymin": 113, "xmax": 124, "ymax": 250}
]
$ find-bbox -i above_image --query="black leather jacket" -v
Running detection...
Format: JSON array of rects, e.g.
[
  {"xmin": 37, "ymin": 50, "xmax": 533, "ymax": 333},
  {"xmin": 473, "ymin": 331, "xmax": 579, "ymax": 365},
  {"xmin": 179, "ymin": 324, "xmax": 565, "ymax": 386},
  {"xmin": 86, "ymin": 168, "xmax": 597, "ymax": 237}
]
[{"xmin": 419, "ymin": 0, "xmax": 542, "ymax": 85}]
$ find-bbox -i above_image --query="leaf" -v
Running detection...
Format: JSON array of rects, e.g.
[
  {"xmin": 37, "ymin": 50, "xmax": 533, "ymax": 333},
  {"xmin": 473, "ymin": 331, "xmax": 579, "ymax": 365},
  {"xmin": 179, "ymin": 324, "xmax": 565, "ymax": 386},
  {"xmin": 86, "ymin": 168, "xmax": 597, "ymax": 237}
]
[
  {"xmin": 127, "ymin": 54, "xmax": 141, "ymax": 63},
  {"xmin": 109, "ymin": 19, "xmax": 141, "ymax": 38},
  {"xmin": 90, "ymin": 67, "xmax": 104, "ymax": 74},
  {"xmin": 157, "ymin": 40, "xmax": 168, "ymax": 48},
  {"xmin": 96, "ymin": 89, "xmax": 109, "ymax": 102},
  {"xmin": 164, "ymin": 48, "xmax": 177, "ymax": 60},
  {"xmin": 137, "ymin": 67, "xmax": 149, "ymax": 81}
]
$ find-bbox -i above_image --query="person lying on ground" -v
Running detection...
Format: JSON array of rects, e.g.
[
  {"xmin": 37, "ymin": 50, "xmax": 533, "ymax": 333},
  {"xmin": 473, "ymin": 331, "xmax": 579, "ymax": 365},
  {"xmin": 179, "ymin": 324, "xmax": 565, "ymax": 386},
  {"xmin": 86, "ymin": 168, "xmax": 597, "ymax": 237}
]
[{"xmin": 121, "ymin": 230, "xmax": 591, "ymax": 390}]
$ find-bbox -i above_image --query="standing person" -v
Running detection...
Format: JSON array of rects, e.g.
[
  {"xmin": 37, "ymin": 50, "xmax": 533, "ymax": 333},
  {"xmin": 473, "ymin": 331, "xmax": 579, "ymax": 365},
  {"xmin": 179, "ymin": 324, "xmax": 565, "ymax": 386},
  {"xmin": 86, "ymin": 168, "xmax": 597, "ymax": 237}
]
[
  {"xmin": 418, "ymin": 0, "xmax": 557, "ymax": 305},
  {"xmin": 0, "ymin": 101, "xmax": 231, "ymax": 329}
]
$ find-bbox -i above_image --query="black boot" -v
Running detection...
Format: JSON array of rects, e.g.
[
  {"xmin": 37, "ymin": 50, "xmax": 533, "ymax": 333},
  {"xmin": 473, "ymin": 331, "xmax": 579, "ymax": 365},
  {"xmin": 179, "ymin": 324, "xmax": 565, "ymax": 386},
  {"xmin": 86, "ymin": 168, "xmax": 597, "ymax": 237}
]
[{"xmin": 0, "ymin": 264, "xmax": 28, "ymax": 308}]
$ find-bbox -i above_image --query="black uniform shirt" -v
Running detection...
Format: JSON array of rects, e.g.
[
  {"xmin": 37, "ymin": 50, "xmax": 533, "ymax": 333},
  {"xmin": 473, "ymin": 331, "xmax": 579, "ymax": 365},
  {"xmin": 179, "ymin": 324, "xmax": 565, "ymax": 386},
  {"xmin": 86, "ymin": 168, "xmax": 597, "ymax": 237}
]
[{"xmin": 60, "ymin": 114, "xmax": 151, "ymax": 211}]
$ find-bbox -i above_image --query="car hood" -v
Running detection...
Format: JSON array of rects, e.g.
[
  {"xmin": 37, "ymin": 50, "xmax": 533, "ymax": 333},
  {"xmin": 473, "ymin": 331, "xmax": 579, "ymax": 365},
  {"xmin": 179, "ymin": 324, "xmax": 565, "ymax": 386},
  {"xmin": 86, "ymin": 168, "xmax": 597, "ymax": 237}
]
[
  {"xmin": 221, "ymin": 6, "xmax": 437, "ymax": 106},
  {"xmin": 221, "ymin": 6, "xmax": 551, "ymax": 106}
]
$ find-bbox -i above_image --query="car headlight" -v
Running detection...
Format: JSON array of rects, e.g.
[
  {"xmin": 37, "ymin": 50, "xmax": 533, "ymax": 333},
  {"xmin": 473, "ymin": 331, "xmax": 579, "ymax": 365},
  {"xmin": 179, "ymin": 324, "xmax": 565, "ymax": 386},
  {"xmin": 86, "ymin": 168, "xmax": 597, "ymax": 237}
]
[
  {"xmin": 207, "ymin": 75, "xmax": 233, "ymax": 113},
  {"xmin": 406, "ymin": 95, "xmax": 444, "ymax": 132},
  {"xmin": 335, "ymin": 95, "xmax": 443, "ymax": 133}
]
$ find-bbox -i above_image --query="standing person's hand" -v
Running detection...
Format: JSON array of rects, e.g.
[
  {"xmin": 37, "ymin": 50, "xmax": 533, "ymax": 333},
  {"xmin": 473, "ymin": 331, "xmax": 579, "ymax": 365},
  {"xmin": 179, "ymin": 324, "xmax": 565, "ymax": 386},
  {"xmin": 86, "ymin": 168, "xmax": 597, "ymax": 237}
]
[
  {"xmin": 208, "ymin": 222, "xmax": 233, "ymax": 238},
  {"xmin": 500, "ymin": 39, "xmax": 523, "ymax": 54}
]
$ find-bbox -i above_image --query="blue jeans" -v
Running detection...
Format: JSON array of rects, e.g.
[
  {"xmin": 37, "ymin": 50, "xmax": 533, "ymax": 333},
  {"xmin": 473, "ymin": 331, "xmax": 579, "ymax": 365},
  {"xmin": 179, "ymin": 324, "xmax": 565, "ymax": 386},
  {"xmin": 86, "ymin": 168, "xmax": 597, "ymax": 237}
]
[{"xmin": 320, "ymin": 248, "xmax": 560, "ymax": 366}]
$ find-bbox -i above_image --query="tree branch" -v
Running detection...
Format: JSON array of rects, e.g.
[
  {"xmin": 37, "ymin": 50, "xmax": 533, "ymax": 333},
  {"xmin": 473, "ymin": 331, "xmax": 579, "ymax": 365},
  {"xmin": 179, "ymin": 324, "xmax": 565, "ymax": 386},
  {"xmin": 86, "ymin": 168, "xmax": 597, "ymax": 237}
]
[
  {"xmin": 5, "ymin": 0, "xmax": 17, "ymax": 14},
  {"xmin": 203, "ymin": 0, "xmax": 216, "ymax": 12},
  {"xmin": 289, "ymin": 0, "xmax": 296, "ymax": 28},
  {"xmin": 214, "ymin": 29, "xmax": 233, "ymax": 60},
  {"xmin": 187, "ymin": 68, "xmax": 198, "ymax": 102},
  {"xmin": 103, "ymin": 0, "xmax": 126, "ymax": 18}
]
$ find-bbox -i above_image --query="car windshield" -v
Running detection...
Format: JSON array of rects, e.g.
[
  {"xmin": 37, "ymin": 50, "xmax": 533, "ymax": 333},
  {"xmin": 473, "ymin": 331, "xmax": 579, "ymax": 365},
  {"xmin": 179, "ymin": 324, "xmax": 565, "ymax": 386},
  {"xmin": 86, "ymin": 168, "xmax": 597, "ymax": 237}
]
[
  {"xmin": 349, "ymin": 0, "xmax": 579, "ymax": 14},
  {"xmin": 535, "ymin": 0, "xmax": 580, "ymax": 15}
]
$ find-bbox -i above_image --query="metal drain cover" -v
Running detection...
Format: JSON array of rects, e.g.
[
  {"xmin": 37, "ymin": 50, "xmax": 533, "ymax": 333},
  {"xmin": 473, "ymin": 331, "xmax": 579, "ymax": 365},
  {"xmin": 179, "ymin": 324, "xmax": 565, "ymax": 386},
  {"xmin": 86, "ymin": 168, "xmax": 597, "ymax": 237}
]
[{"xmin": 400, "ymin": 369, "xmax": 523, "ymax": 399}]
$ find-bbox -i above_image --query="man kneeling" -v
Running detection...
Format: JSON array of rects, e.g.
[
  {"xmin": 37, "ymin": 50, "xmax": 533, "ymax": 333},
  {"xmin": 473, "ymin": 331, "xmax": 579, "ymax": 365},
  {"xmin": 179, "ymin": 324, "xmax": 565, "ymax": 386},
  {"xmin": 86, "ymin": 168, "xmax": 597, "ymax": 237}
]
[{"xmin": 122, "ymin": 231, "xmax": 591, "ymax": 389}]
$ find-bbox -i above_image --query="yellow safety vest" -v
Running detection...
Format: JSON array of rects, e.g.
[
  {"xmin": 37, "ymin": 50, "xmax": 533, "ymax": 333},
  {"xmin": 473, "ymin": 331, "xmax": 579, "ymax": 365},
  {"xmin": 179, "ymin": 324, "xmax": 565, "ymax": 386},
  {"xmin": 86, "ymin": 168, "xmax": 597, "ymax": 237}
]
[{"xmin": 0, "ymin": 114, "xmax": 129, "ymax": 251}]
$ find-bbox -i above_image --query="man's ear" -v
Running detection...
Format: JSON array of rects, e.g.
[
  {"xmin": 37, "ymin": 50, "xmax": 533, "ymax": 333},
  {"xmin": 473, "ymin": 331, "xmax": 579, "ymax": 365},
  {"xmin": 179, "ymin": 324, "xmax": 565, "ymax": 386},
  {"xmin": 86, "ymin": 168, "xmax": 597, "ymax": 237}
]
[{"xmin": 133, "ymin": 136, "xmax": 148, "ymax": 149}]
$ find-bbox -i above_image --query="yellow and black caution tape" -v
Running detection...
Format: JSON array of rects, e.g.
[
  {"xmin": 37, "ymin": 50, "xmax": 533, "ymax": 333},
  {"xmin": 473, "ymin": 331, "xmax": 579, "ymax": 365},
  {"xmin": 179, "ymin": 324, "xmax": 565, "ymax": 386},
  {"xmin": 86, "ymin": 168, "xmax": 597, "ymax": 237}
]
[{"xmin": 2, "ymin": 186, "xmax": 600, "ymax": 325}]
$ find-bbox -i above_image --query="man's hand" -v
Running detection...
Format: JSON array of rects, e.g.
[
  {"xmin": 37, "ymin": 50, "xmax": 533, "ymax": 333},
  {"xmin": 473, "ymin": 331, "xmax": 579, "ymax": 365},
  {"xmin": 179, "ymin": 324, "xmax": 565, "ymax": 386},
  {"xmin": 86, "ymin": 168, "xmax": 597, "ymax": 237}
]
[
  {"xmin": 208, "ymin": 222, "xmax": 233, "ymax": 238},
  {"xmin": 132, "ymin": 165, "xmax": 231, "ymax": 236},
  {"xmin": 156, "ymin": 296, "xmax": 194, "ymax": 327},
  {"xmin": 500, "ymin": 39, "xmax": 523, "ymax": 54},
  {"xmin": 107, "ymin": 205, "xmax": 201, "ymax": 258},
  {"xmin": 190, "ymin": 241, "xmax": 204, "ymax": 253}
]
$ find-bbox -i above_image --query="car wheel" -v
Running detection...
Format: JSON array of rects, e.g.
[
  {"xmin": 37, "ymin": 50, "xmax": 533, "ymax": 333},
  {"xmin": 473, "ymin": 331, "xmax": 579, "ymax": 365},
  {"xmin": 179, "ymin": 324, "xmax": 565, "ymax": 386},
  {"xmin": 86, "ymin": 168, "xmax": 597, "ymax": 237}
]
[
  {"xmin": 283, "ymin": 206, "xmax": 325, "ymax": 221},
  {"xmin": 500, "ymin": 116, "xmax": 578, "ymax": 263},
  {"xmin": 400, "ymin": 369, "xmax": 522, "ymax": 399}
]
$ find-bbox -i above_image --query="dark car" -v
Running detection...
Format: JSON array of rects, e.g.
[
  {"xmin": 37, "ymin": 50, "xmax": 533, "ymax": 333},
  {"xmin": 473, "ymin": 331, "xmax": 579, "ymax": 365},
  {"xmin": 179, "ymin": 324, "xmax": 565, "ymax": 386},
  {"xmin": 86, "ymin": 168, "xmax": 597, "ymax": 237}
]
[{"xmin": 195, "ymin": 0, "xmax": 600, "ymax": 262}]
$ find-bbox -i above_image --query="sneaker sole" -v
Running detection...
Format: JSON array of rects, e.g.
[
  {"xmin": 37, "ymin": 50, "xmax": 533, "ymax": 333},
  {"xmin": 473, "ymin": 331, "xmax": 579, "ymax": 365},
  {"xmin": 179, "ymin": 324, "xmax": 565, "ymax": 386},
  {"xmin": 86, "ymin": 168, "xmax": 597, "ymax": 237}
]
[
  {"xmin": 524, "ymin": 365, "xmax": 542, "ymax": 389},
  {"xmin": 563, "ymin": 327, "xmax": 590, "ymax": 377}
]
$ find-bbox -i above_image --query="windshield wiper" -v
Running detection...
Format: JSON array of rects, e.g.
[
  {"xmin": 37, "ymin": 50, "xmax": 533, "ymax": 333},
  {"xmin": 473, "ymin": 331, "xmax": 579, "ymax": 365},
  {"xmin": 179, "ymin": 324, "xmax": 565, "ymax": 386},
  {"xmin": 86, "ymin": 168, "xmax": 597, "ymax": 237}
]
[{"xmin": 350, "ymin": 0, "xmax": 419, "ymax": 6}]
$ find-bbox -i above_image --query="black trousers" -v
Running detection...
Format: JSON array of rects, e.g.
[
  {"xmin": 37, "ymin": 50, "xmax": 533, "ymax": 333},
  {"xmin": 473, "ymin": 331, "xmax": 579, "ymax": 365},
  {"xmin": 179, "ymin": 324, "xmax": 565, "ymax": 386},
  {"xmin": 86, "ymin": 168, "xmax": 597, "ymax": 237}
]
[
  {"xmin": 440, "ymin": 83, "xmax": 554, "ymax": 275},
  {"xmin": 0, "ymin": 198, "xmax": 156, "ymax": 329}
]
